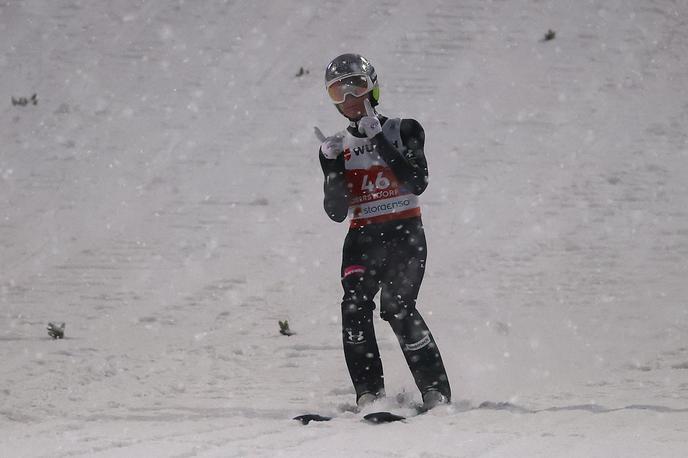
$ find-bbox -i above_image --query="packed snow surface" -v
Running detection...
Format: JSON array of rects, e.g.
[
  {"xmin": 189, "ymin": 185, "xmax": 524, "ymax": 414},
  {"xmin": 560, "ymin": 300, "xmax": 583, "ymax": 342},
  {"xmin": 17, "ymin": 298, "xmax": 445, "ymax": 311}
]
[{"xmin": 2, "ymin": 1, "xmax": 688, "ymax": 456}]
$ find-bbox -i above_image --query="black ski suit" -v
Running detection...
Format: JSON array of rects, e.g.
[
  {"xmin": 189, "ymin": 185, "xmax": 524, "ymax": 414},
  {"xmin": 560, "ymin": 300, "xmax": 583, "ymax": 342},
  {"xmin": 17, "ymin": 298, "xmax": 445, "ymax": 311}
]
[{"xmin": 319, "ymin": 116, "xmax": 451, "ymax": 403}]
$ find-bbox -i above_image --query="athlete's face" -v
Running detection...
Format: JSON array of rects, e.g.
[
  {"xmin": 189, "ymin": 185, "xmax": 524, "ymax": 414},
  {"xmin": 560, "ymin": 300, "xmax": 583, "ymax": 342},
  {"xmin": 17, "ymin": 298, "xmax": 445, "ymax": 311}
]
[{"xmin": 337, "ymin": 93, "xmax": 367, "ymax": 120}]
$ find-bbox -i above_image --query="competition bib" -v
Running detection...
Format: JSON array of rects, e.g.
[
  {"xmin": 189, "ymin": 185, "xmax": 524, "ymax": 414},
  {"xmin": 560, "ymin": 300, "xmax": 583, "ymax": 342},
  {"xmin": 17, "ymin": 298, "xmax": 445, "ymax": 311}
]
[{"xmin": 342, "ymin": 118, "xmax": 421, "ymax": 228}]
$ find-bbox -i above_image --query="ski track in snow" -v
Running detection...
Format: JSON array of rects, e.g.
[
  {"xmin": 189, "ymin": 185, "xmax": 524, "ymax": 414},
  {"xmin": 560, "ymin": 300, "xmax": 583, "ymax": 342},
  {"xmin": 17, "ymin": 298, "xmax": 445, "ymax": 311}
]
[{"xmin": 1, "ymin": 0, "xmax": 688, "ymax": 456}]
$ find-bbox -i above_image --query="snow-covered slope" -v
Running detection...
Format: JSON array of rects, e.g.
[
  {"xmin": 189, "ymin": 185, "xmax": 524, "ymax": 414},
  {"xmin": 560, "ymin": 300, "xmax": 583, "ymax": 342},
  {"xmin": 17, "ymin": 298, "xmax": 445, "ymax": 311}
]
[{"xmin": 1, "ymin": 1, "xmax": 687, "ymax": 456}]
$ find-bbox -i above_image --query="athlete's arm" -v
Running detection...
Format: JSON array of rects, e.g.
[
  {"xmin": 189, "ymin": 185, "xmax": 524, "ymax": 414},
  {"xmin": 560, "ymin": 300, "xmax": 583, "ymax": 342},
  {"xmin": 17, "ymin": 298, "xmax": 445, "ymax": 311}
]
[
  {"xmin": 373, "ymin": 119, "xmax": 428, "ymax": 195},
  {"xmin": 319, "ymin": 150, "xmax": 349, "ymax": 222}
]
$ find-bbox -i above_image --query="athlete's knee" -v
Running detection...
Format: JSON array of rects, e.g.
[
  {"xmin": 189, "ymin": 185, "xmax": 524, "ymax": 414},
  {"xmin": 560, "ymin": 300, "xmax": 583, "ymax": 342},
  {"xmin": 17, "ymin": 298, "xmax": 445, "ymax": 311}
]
[
  {"xmin": 341, "ymin": 287, "xmax": 375, "ymax": 309},
  {"xmin": 379, "ymin": 291, "xmax": 417, "ymax": 322},
  {"xmin": 341, "ymin": 266, "xmax": 376, "ymax": 307}
]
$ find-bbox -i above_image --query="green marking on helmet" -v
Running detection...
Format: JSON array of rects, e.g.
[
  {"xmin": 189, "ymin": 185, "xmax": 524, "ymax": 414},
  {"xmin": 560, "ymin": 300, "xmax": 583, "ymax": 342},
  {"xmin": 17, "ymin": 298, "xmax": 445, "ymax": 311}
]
[{"xmin": 372, "ymin": 86, "xmax": 380, "ymax": 102}]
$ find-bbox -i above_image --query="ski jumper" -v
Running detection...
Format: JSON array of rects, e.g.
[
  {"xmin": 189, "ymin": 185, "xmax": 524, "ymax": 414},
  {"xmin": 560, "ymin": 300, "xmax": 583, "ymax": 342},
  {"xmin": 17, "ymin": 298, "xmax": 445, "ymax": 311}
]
[{"xmin": 319, "ymin": 116, "xmax": 451, "ymax": 403}]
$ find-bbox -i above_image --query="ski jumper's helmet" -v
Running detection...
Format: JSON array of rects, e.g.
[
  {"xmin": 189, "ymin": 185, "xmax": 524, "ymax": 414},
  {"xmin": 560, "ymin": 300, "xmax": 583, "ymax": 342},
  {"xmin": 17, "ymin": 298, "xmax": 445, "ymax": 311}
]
[{"xmin": 325, "ymin": 54, "xmax": 380, "ymax": 108}]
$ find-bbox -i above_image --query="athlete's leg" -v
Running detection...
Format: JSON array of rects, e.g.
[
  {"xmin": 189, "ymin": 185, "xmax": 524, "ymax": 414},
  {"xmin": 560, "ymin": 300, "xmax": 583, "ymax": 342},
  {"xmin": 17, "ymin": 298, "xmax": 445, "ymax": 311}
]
[
  {"xmin": 340, "ymin": 229, "xmax": 384, "ymax": 402},
  {"xmin": 379, "ymin": 219, "xmax": 451, "ymax": 401}
]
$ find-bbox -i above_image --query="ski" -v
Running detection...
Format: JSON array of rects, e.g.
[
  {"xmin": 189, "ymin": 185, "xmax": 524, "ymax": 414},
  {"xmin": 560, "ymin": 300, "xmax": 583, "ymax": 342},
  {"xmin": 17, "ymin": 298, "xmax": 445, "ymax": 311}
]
[
  {"xmin": 293, "ymin": 413, "xmax": 333, "ymax": 425},
  {"xmin": 293, "ymin": 403, "xmax": 432, "ymax": 425},
  {"xmin": 293, "ymin": 410, "xmax": 410, "ymax": 425},
  {"xmin": 362, "ymin": 411, "xmax": 407, "ymax": 423},
  {"xmin": 293, "ymin": 391, "xmax": 445, "ymax": 425}
]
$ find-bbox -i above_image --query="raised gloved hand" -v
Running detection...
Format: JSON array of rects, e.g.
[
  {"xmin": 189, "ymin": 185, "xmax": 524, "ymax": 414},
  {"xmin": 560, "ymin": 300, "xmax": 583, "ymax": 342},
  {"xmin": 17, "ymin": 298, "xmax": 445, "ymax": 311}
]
[
  {"xmin": 315, "ymin": 126, "xmax": 345, "ymax": 160},
  {"xmin": 357, "ymin": 98, "xmax": 382, "ymax": 138}
]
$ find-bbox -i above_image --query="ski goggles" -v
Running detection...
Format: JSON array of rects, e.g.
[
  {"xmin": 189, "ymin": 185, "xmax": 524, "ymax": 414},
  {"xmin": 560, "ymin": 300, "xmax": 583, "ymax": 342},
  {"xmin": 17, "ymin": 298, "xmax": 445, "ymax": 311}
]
[{"xmin": 326, "ymin": 74, "xmax": 375, "ymax": 104}]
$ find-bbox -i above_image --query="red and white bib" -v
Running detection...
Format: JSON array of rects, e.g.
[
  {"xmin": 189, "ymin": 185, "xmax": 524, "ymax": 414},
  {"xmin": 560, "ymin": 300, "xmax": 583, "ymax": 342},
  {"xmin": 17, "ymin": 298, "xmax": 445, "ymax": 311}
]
[{"xmin": 343, "ymin": 118, "xmax": 421, "ymax": 228}]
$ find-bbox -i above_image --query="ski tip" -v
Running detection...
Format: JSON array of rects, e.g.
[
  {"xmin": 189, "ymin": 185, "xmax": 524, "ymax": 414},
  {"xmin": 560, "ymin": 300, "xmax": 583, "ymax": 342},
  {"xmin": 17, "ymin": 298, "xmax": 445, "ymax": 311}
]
[
  {"xmin": 293, "ymin": 414, "xmax": 332, "ymax": 425},
  {"xmin": 362, "ymin": 411, "xmax": 406, "ymax": 424}
]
